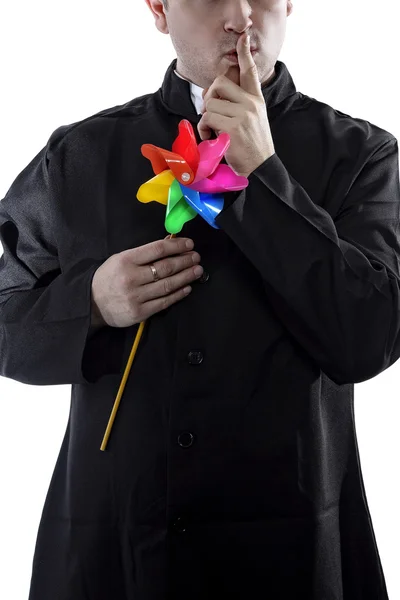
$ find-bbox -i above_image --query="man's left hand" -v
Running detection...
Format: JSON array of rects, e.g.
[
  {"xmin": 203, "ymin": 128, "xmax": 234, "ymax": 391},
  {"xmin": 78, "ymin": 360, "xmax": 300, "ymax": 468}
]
[{"xmin": 197, "ymin": 32, "xmax": 275, "ymax": 178}]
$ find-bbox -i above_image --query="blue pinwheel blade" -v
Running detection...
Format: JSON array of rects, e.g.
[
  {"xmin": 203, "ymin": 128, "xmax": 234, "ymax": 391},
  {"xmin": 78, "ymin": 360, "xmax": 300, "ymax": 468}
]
[{"xmin": 179, "ymin": 184, "xmax": 224, "ymax": 229}]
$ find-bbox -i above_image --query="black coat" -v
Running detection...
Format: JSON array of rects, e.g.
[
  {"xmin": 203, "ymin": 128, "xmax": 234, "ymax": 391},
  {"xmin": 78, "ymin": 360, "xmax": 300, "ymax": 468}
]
[{"xmin": 1, "ymin": 59, "xmax": 399, "ymax": 600}]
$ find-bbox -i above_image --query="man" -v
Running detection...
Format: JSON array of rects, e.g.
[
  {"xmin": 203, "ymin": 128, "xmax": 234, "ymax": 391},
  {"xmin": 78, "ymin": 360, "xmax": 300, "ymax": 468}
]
[{"xmin": 0, "ymin": 0, "xmax": 399, "ymax": 598}]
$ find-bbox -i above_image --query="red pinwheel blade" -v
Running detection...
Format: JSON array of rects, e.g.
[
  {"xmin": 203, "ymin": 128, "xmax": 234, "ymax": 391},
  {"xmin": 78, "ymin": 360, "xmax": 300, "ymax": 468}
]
[{"xmin": 172, "ymin": 120, "xmax": 200, "ymax": 174}]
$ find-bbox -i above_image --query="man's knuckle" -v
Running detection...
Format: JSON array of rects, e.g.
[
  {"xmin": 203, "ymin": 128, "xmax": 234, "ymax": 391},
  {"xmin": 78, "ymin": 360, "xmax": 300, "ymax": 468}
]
[
  {"xmin": 250, "ymin": 98, "xmax": 259, "ymax": 112},
  {"xmin": 163, "ymin": 278, "xmax": 172, "ymax": 295},
  {"xmin": 164, "ymin": 261, "xmax": 174, "ymax": 277},
  {"xmin": 153, "ymin": 241, "xmax": 164, "ymax": 259}
]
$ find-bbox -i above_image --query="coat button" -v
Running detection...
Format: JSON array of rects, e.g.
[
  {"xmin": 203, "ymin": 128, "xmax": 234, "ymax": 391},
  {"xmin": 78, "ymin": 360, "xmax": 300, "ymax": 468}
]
[
  {"xmin": 178, "ymin": 431, "xmax": 194, "ymax": 448},
  {"xmin": 172, "ymin": 516, "xmax": 187, "ymax": 533},
  {"xmin": 187, "ymin": 351, "xmax": 203, "ymax": 365},
  {"xmin": 198, "ymin": 270, "xmax": 209, "ymax": 283}
]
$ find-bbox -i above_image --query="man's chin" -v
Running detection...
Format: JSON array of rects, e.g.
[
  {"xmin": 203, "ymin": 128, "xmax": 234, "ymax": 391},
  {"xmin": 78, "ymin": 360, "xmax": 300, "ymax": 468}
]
[{"xmin": 216, "ymin": 63, "xmax": 241, "ymax": 86}]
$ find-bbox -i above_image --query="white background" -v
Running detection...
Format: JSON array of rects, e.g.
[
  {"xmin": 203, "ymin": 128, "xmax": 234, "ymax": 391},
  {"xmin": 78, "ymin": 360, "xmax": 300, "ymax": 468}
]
[{"xmin": 0, "ymin": 1, "xmax": 399, "ymax": 598}]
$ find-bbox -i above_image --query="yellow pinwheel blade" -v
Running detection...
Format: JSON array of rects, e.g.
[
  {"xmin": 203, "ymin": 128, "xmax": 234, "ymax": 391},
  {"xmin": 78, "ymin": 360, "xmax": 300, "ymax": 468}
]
[{"xmin": 136, "ymin": 170, "xmax": 175, "ymax": 205}]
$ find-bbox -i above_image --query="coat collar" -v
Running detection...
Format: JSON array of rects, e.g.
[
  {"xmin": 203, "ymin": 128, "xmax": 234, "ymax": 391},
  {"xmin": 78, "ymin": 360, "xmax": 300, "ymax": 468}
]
[{"xmin": 155, "ymin": 57, "xmax": 298, "ymax": 124}]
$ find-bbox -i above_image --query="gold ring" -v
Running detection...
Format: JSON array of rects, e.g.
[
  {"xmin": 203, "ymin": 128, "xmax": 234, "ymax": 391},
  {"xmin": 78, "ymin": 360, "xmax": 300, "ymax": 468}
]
[{"xmin": 149, "ymin": 264, "xmax": 160, "ymax": 282}]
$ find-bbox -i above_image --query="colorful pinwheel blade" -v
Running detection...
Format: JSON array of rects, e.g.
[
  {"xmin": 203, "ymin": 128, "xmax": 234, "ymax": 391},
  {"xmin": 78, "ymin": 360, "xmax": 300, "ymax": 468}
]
[
  {"xmin": 165, "ymin": 178, "xmax": 197, "ymax": 234},
  {"xmin": 137, "ymin": 169, "xmax": 175, "ymax": 205},
  {"xmin": 141, "ymin": 144, "xmax": 195, "ymax": 185},
  {"xmin": 189, "ymin": 164, "xmax": 249, "ymax": 194},
  {"xmin": 179, "ymin": 183, "xmax": 224, "ymax": 229},
  {"xmin": 192, "ymin": 133, "xmax": 231, "ymax": 183},
  {"xmin": 172, "ymin": 120, "xmax": 200, "ymax": 175}
]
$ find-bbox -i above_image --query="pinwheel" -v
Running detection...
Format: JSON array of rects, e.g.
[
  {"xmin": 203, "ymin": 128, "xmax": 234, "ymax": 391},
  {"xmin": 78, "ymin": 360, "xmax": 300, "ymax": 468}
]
[{"xmin": 100, "ymin": 119, "xmax": 249, "ymax": 450}]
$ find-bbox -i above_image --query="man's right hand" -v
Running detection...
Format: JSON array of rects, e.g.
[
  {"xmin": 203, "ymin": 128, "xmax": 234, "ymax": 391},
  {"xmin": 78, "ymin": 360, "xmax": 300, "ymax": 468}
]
[{"xmin": 90, "ymin": 237, "xmax": 203, "ymax": 328}]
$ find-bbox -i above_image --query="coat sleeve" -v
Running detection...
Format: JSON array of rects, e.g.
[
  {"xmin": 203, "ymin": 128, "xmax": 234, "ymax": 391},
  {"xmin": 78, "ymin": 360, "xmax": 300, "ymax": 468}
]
[
  {"xmin": 215, "ymin": 136, "xmax": 400, "ymax": 385},
  {"xmin": 0, "ymin": 134, "xmax": 129, "ymax": 386}
]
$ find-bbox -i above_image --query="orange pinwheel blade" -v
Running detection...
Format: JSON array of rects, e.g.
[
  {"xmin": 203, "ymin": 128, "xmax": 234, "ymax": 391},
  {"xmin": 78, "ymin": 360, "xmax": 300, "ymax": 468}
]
[{"xmin": 141, "ymin": 144, "xmax": 195, "ymax": 186}]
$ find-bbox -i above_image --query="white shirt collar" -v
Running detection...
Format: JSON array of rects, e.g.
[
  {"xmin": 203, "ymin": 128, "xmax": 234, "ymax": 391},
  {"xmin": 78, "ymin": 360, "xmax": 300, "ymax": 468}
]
[{"xmin": 174, "ymin": 69, "xmax": 205, "ymax": 116}]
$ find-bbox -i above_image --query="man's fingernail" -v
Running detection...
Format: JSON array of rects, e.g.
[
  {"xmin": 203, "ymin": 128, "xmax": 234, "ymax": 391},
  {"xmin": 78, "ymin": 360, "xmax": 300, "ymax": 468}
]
[{"xmin": 245, "ymin": 34, "xmax": 250, "ymax": 46}]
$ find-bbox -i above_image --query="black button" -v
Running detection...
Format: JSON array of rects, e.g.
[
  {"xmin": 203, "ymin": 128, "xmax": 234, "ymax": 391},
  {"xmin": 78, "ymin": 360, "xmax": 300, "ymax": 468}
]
[
  {"xmin": 187, "ymin": 351, "xmax": 203, "ymax": 365},
  {"xmin": 178, "ymin": 431, "xmax": 194, "ymax": 448},
  {"xmin": 198, "ymin": 270, "xmax": 209, "ymax": 284},
  {"xmin": 172, "ymin": 516, "xmax": 187, "ymax": 533}
]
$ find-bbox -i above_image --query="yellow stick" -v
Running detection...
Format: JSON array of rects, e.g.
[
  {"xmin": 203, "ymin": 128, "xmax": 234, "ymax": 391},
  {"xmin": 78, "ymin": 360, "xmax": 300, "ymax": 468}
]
[{"xmin": 100, "ymin": 320, "xmax": 146, "ymax": 451}]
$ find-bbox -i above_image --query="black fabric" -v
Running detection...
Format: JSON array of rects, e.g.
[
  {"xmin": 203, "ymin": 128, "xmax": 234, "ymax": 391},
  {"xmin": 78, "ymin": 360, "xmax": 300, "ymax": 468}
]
[{"xmin": 0, "ymin": 57, "xmax": 399, "ymax": 599}]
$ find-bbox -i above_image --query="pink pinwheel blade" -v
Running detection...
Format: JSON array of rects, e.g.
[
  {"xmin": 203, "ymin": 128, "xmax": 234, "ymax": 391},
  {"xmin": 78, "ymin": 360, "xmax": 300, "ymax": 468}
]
[
  {"xmin": 192, "ymin": 133, "xmax": 231, "ymax": 183},
  {"xmin": 189, "ymin": 164, "xmax": 249, "ymax": 193}
]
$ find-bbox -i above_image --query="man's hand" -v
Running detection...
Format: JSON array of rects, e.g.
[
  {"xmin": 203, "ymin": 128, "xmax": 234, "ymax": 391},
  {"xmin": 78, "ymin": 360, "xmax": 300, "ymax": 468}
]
[
  {"xmin": 91, "ymin": 237, "xmax": 203, "ymax": 328},
  {"xmin": 197, "ymin": 32, "xmax": 275, "ymax": 178}
]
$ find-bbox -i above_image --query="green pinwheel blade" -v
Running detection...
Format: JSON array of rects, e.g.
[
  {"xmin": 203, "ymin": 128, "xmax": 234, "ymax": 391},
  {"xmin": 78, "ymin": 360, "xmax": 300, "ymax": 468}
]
[{"xmin": 165, "ymin": 178, "xmax": 197, "ymax": 234}]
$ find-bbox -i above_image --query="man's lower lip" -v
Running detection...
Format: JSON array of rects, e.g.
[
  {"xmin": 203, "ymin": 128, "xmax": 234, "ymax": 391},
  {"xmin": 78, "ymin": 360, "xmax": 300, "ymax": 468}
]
[{"xmin": 225, "ymin": 50, "xmax": 257, "ymax": 61}]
